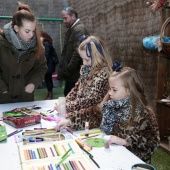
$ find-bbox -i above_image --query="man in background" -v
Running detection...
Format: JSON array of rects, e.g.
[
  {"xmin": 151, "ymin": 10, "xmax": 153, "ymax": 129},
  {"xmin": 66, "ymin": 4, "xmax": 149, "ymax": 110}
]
[{"xmin": 57, "ymin": 6, "xmax": 89, "ymax": 96}]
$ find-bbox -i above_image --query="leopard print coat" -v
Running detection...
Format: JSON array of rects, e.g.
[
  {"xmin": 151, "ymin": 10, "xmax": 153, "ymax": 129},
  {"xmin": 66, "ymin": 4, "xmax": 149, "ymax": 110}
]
[
  {"xmin": 108, "ymin": 98, "xmax": 160, "ymax": 163},
  {"xmin": 66, "ymin": 65, "xmax": 110, "ymax": 130}
]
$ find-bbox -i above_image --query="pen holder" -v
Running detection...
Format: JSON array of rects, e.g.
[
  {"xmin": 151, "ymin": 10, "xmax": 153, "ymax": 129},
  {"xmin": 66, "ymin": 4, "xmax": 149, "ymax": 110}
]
[{"xmin": 131, "ymin": 163, "xmax": 156, "ymax": 170}]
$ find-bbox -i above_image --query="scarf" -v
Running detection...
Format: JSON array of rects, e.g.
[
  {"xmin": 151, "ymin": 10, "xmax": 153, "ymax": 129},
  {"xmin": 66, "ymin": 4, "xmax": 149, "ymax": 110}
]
[
  {"xmin": 100, "ymin": 97, "xmax": 131, "ymax": 135},
  {"xmin": 3, "ymin": 22, "xmax": 36, "ymax": 57},
  {"xmin": 81, "ymin": 65, "xmax": 91, "ymax": 80}
]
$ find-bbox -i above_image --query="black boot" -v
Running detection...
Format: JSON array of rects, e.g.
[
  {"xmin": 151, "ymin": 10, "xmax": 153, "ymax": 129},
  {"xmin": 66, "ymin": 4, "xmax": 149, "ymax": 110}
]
[{"xmin": 45, "ymin": 91, "xmax": 53, "ymax": 100}]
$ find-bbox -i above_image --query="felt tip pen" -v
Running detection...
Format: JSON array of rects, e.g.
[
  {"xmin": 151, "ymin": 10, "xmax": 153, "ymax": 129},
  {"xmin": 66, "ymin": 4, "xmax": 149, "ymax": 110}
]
[
  {"xmin": 79, "ymin": 144, "xmax": 93, "ymax": 158},
  {"xmin": 89, "ymin": 155, "xmax": 100, "ymax": 168},
  {"xmin": 29, "ymin": 138, "xmax": 43, "ymax": 142},
  {"xmin": 34, "ymin": 128, "xmax": 47, "ymax": 130}
]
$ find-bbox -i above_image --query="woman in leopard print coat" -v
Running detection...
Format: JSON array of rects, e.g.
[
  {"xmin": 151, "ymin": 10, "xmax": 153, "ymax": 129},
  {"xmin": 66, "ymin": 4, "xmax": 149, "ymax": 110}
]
[{"xmin": 55, "ymin": 35, "xmax": 112, "ymax": 130}]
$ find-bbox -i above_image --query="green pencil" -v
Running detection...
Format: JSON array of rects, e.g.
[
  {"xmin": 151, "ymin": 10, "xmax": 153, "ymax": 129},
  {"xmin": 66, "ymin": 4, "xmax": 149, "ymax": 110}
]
[
  {"xmin": 61, "ymin": 148, "xmax": 71, "ymax": 159},
  {"xmin": 56, "ymin": 154, "xmax": 69, "ymax": 166}
]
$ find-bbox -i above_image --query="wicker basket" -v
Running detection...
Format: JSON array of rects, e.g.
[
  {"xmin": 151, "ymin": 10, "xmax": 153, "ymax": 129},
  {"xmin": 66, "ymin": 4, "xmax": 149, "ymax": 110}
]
[{"xmin": 160, "ymin": 17, "xmax": 170, "ymax": 57}]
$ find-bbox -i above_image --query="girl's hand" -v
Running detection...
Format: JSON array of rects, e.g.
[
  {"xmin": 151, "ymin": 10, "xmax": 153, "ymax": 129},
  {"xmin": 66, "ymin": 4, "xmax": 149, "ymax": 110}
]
[
  {"xmin": 55, "ymin": 119, "xmax": 71, "ymax": 131},
  {"xmin": 109, "ymin": 135, "xmax": 127, "ymax": 146},
  {"xmin": 54, "ymin": 103, "xmax": 58, "ymax": 111}
]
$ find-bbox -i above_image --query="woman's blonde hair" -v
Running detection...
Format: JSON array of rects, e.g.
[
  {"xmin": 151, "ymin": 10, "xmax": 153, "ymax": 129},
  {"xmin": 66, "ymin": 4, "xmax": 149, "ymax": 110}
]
[{"xmin": 78, "ymin": 36, "xmax": 112, "ymax": 77}]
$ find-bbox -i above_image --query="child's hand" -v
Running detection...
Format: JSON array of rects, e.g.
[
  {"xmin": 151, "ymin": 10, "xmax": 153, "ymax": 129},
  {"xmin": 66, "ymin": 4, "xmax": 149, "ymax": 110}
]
[
  {"xmin": 54, "ymin": 103, "xmax": 58, "ymax": 111},
  {"xmin": 109, "ymin": 135, "xmax": 127, "ymax": 146},
  {"xmin": 55, "ymin": 119, "xmax": 71, "ymax": 132}
]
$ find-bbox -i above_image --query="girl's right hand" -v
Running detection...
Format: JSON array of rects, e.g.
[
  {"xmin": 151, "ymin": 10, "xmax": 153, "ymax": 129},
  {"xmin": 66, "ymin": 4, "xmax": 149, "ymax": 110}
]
[
  {"xmin": 54, "ymin": 103, "xmax": 58, "ymax": 111},
  {"xmin": 55, "ymin": 119, "xmax": 71, "ymax": 132}
]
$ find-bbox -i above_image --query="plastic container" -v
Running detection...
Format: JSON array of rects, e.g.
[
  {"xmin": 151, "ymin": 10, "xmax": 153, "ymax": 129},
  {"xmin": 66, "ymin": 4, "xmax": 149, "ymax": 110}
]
[{"xmin": 131, "ymin": 163, "xmax": 156, "ymax": 170}]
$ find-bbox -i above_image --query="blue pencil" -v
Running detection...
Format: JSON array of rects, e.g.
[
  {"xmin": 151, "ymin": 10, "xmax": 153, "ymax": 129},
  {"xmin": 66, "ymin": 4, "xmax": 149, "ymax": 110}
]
[
  {"xmin": 50, "ymin": 163, "xmax": 54, "ymax": 170},
  {"xmin": 8, "ymin": 129, "xmax": 23, "ymax": 137}
]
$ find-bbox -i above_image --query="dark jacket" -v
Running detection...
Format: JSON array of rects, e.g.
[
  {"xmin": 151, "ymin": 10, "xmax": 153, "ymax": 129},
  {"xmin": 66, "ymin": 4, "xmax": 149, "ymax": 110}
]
[
  {"xmin": 0, "ymin": 33, "xmax": 47, "ymax": 103},
  {"xmin": 57, "ymin": 20, "xmax": 89, "ymax": 82},
  {"xmin": 43, "ymin": 41, "xmax": 55, "ymax": 74}
]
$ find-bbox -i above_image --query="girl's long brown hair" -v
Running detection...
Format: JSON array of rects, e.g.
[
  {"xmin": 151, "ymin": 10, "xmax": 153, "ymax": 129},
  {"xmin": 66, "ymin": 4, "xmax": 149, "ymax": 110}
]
[
  {"xmin": 110, "ymin": 67, "xmax": 154, "ymax": 126},
  {"xmin": 12, "ymin": 2, "xmax": 43, "ymax": 60}
]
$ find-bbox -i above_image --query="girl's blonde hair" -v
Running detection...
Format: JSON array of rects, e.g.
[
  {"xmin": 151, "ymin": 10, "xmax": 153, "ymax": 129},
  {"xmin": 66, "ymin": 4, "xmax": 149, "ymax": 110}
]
[
  {"xmin": 78, "ymin": 36, "xmax": 112, "ymax": 77},
  {"xmin": 110, "ymin": 67, "xmax": 154, "ymax": 125}
]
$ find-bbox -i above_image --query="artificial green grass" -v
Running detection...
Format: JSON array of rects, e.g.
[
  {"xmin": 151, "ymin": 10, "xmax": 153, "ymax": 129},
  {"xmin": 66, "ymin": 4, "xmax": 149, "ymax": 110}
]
[
  {"xmin": 34, "ymin": 87, "xmax": 64, "ymax": 101},
  {"xmin": 151, "ymin": 147, "xmax": 170, "ymax": 170},
  {"xmin": 34, "ymin": 88, "xmax": 170, "ymax": 169}
]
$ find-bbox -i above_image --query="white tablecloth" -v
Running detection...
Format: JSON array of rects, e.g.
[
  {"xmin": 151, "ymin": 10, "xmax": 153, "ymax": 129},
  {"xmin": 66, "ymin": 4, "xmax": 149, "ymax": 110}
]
[{"xmin": 0, "ymin": 100, "xmax": 144, "ymax": 170}]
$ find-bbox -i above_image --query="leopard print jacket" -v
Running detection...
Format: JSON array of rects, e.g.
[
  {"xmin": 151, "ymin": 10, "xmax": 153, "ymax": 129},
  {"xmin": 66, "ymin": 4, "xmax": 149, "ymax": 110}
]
[
  {"xmin": 110, "ymin": 99, "xmax": 160, "ymax": 163},
  {"xmin": 66, "ymin": 65, "xmax": 110, "ymax": 130}
]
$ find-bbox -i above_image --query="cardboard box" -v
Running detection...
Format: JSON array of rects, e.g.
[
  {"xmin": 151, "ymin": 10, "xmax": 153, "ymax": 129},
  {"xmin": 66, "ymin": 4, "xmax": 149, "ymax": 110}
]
[{"xmin": 3, "ymin": 107, "xmax": 41, "ymax": 128}]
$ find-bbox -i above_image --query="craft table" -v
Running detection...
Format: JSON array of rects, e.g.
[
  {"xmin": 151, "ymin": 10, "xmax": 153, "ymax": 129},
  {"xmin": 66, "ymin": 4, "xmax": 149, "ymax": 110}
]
[{"xmin": 0, "ymin": 100, "xmax": 144, "ymax": 170}]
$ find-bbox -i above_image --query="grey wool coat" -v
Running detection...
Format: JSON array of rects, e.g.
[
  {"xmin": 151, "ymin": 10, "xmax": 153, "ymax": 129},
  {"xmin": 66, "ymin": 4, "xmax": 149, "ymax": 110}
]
[{"xmin": 0, "ymin": 32, "xmax": 47, "ymax": 103}]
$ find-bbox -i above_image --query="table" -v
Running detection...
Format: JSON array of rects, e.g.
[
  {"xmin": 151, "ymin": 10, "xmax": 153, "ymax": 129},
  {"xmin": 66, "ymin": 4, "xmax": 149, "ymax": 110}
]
[{"xmin": 0, "ymin": 100, "xmax": 144, "ymax": 170}]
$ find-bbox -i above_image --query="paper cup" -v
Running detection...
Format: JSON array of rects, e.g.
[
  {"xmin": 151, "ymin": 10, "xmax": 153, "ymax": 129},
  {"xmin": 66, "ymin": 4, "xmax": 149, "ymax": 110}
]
[{"xmin": 58, "ymin": 97, "xmax": 66, "ymax": 117}]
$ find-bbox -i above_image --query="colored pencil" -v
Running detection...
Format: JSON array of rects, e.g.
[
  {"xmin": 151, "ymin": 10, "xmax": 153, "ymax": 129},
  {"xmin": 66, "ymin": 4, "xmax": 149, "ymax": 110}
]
[
  {"xmin": 68, "ymin": 143, "xmax": 74, "ymax": 154},
  {"xmin": 73, "ymin": 161, "xmax": 81, "ymax": 170},
  {"xmin": 56, "ymin": 154, "xmax": 69, "ymax": 166},
  {"xmin": 50, "ymin": 147, "xmax": 55, "ymax": 157},
  {"xmin": 55, "ymin": 144, "xmax": 62, "ymax": 156},
  {"xmin": 7, "ymin": 130, "xmax": 18, "ymax": 137},
  {"xmin": 78, "ymin": 161, "xmax": 86, "ymax": 170},
  {"xmin": 61, "ymin": 148, "xmax": 71, "ymax": 159},
  {"xmin": 13, "ymin": 134, "xmax": 17, "ymax": 143},
  {"xmin": 62, "ymin": 145, "xmax": 67, "ymax": 152},
  {"xmin": 50, "ymin": 164, "xmax": 54, "ymax": 170},
  {"xmin": 53, "ymin": 145, "xmax": 59, "ymax": 156},
  {"xmin": 8, "ymin": 129, "xmax": 23, "ymax": 137}
]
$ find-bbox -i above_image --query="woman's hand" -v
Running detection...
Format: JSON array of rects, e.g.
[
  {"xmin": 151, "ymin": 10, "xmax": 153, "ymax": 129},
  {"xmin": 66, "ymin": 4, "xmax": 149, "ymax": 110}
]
[
  {"xmin": 109, "ymin": 135, "xmax": 127, "ymax": 146},
  {"xmin": 55, "ymin": 119, "xmax": 71, "ymax": 132},
  {"xmin": 25, "ymin": 83, "xmax": 35, "ymax": 93}
]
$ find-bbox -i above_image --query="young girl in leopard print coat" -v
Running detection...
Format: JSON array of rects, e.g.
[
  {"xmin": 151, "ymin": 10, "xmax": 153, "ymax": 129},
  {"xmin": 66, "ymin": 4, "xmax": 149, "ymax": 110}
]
[
  {"xmin": 100, "ymin": 66, "xmax": 160, "ymax": 163},
  {"xmin": 55, "ymin": 35, "xmax": 112, "ymax": 130}
]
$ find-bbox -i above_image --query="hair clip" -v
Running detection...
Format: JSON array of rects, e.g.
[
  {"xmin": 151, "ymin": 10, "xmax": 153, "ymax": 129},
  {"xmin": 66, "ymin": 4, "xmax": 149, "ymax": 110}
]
[
  {"xmin": 80, "ymin": 35, "xmax": 89, "ymax": 44},
  {"xmin": 112, "ymin": 60, "xmax": 121, "ymax": 72},
  {"xmin": 86, "ymin": 40, "xmax": 104, "ymax": 58},
  {"xmin": 63, "ymin": 7, "xmax": 70, "ymax": 11}
]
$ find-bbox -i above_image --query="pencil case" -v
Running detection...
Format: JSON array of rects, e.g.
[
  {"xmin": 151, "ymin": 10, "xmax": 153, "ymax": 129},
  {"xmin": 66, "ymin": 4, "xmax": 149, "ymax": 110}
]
[
  {"xmin": 3, "ymin": 107, "xmax": 41, "ymax": 128},
  {"xmin": 0, "ymin": 125, "xmax": 7, "ymax": 141}
]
